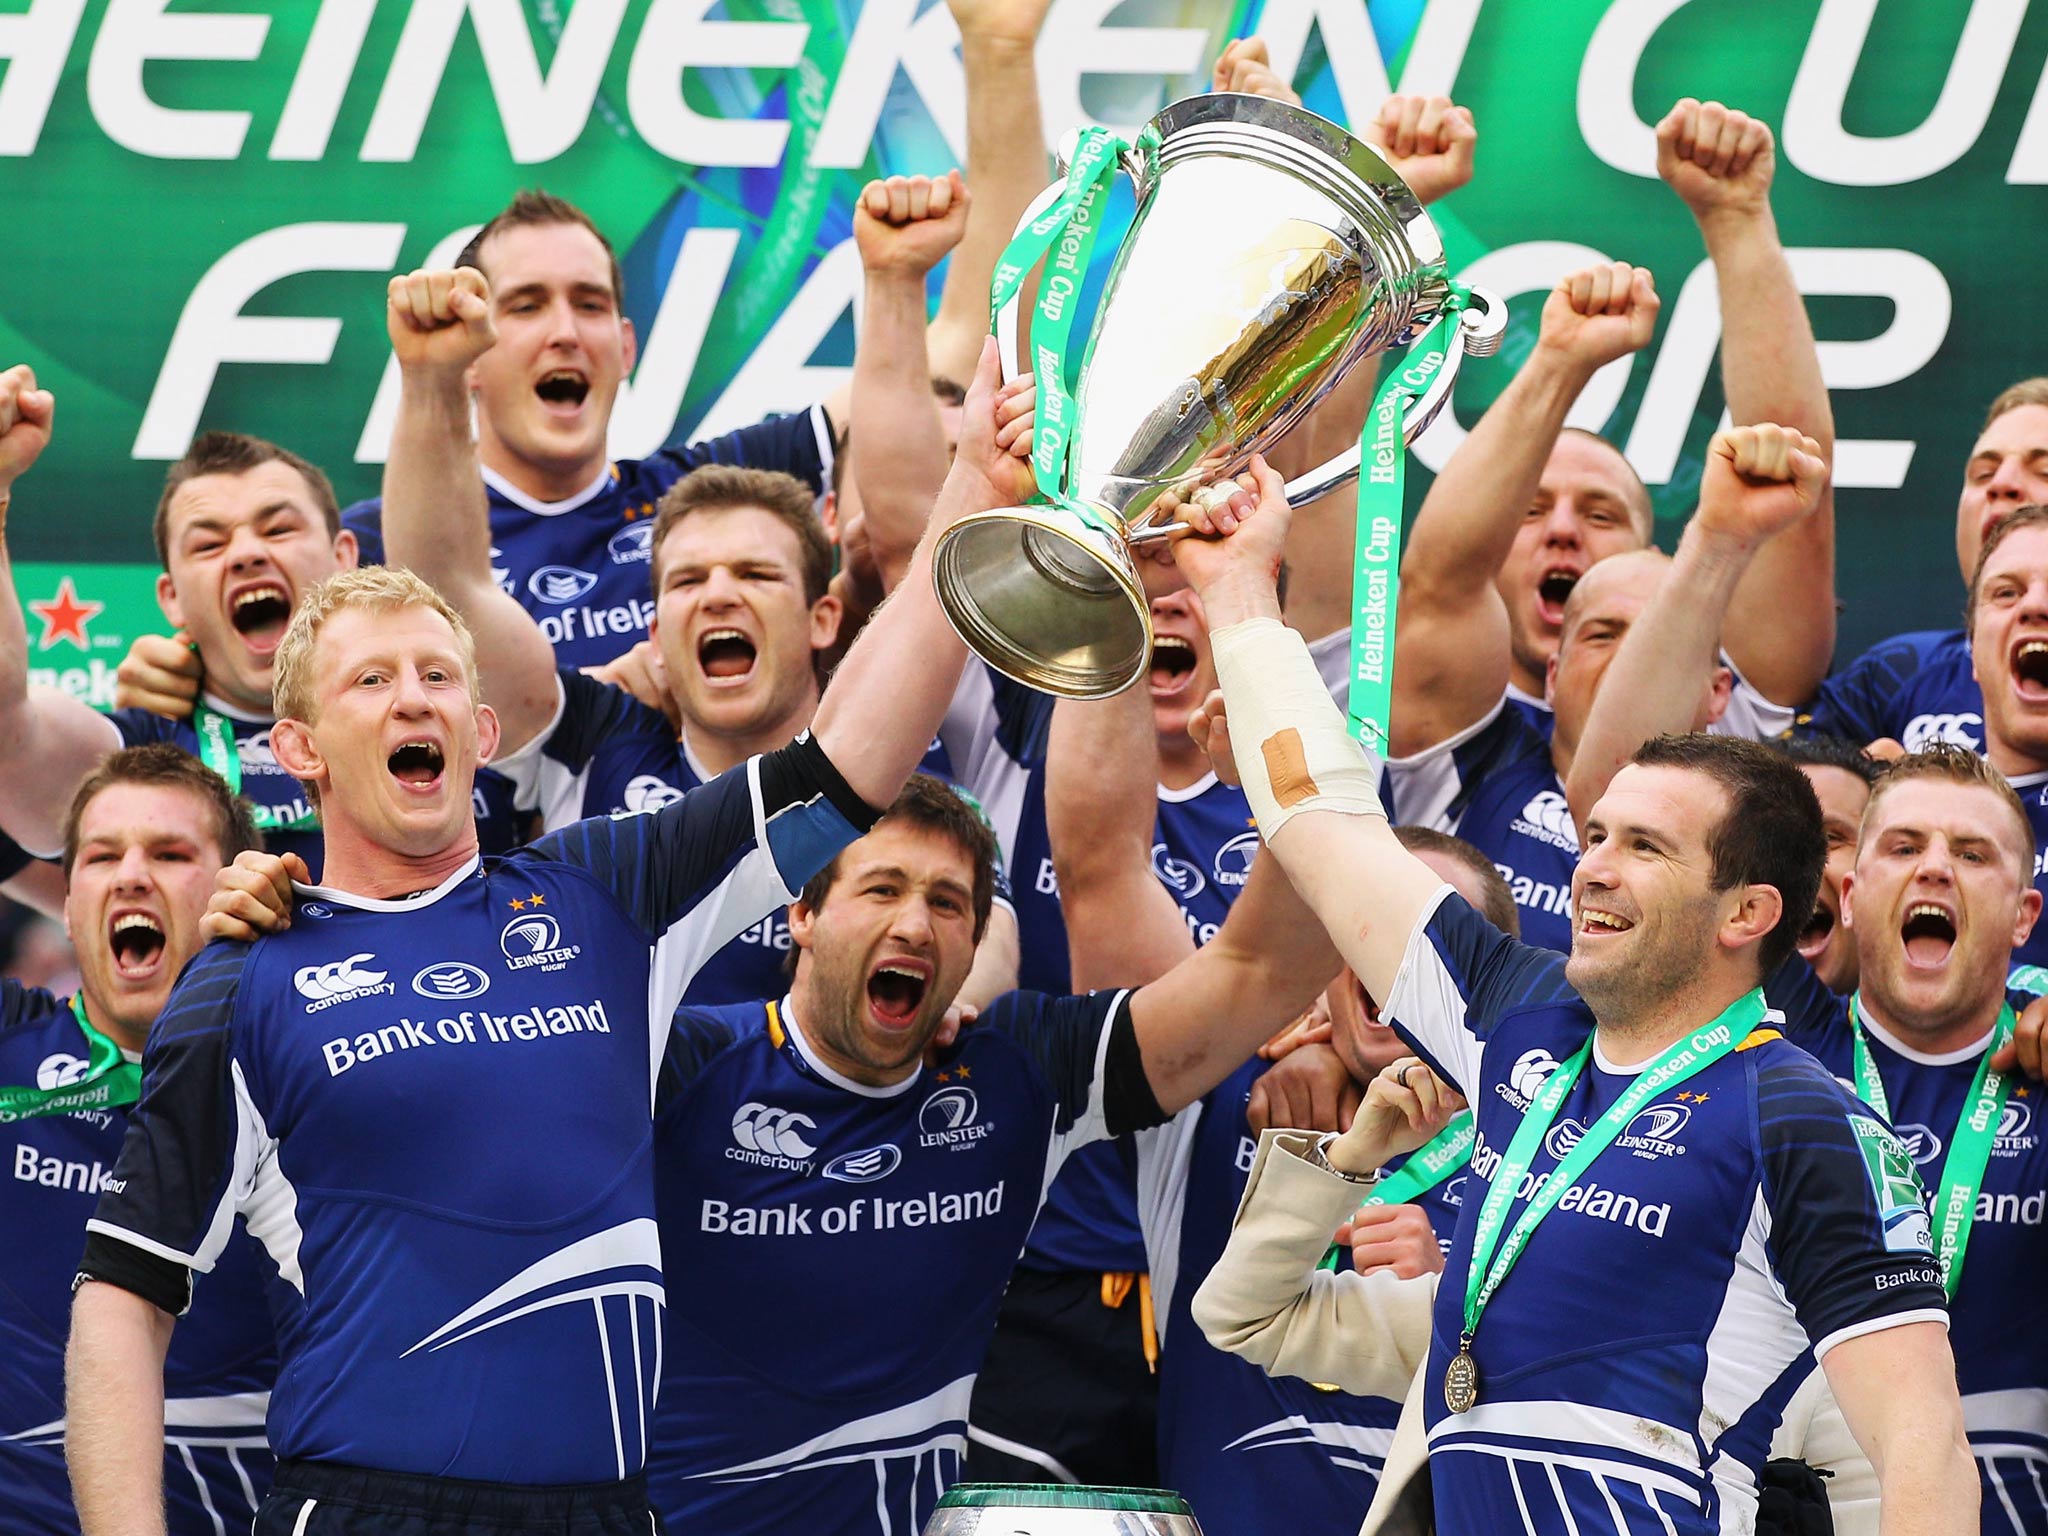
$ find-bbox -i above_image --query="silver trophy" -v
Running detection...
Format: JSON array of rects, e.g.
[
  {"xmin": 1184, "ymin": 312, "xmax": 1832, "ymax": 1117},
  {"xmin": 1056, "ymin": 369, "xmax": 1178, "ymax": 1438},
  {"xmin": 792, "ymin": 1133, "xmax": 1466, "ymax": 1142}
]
[{"xmin": 932, "ymin": 91, "xmax": 1504, "ymax": 698}]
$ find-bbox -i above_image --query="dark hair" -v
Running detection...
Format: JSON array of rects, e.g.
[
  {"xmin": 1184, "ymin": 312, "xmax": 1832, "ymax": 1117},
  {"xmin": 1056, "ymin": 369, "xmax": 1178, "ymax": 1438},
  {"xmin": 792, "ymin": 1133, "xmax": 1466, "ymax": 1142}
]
[
  {"xmin": 1774, "ymin": 734, "xmax": 1882, "ymax": 787},
  {"xmin": 1629, "ymin": 734, "xmax": 1824, "ymax": 978},
  {"xmin": 1966, "ymin": 504, "xmax": 2048, "ymax": 630},
  {"xmin": 1863, "ymin": 743, "xmax": 2035, "ymax": 874},
  {"xmin": 1394, "ymin": 824, "xmax": 1519, "ymax": 938},
  {"xmin": 1558, "ymin": 425, "xmax": 1654, "ymax": 540},
  {"xmin": 930, "ymin": 376, "xmax": 967, "ymax": 409},
  {"xmin": 155, "ymin": 432, "xmax": 341, "ymax": 568},
  {"xmin": 798, "ymin": 775, "xmax": 998, "ymax": 942},
  {"xmin": 62, "ymin": 744, "xmax": 262, "ymax": 874},
  {"xmin": 650, "ymin": 465, "xmax": 834, "ymax": 606},
  {"xmin": 459, "ymin": 189, "xmax": 623, "ymax": 307}
]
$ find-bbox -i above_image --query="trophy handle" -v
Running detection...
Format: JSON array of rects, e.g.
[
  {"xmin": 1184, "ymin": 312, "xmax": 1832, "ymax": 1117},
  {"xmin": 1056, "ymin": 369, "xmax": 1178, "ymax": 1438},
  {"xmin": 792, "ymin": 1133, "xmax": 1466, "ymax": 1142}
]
[{"xmin": 1270, "ymin": 287, "xmax": 1507, "ymax": 509}]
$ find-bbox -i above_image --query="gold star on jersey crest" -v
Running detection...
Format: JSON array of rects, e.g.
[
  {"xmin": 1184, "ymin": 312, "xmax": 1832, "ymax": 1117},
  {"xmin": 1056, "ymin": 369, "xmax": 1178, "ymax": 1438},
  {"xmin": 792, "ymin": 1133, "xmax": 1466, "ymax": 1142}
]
[{"xmin": 508, "ymin": 893, "xmax": 547, "ymax": 911}]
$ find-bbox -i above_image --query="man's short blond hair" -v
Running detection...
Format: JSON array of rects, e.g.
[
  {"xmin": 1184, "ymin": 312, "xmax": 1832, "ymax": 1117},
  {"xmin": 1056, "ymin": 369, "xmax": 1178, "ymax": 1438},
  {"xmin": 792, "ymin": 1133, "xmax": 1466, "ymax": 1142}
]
[
  {"xmin": 1861, "ymin": 743, "xmax": 2036, "ymax": 876},
  {"xmin": 271, "ymin": 567, "xmax": 478, "ymax": 725}
]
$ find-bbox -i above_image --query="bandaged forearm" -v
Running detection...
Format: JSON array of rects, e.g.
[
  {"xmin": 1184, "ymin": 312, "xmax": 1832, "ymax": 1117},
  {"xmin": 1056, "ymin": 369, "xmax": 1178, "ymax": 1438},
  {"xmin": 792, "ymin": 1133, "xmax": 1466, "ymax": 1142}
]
[{"xmin": 1211, "ymin": 619, "xmax": 1389, "ymax": 840}]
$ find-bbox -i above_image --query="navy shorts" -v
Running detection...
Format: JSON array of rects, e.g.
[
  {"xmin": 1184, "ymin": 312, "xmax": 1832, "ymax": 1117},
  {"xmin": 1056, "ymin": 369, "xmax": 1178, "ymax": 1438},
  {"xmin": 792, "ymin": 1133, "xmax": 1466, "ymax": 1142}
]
[{"xmin": 256, "ymin": 1459, "xmax": 663, "ymax": 1536}]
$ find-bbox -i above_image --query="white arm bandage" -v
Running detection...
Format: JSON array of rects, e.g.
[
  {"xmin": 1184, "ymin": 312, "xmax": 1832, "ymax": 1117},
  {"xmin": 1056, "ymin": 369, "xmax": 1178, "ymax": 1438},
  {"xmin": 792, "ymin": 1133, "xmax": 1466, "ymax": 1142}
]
[{"xmin": 1210, "ymin": 618, "xmax": 1390, "ymax": 840}]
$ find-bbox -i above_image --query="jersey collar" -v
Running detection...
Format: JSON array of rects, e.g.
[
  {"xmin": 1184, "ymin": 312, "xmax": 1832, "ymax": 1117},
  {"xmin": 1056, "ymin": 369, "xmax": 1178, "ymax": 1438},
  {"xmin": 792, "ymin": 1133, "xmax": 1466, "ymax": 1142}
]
[
  {"xmin": 774, "ymin": 993, "xmax": 922, "ymax": 1099},
  {"xmin": 293, "ymin": 854, "xmax": 481, "ymax": 913},
  {"xmin": 481, "ymin": 462, "xmax": 615, "ymax": 517},
  {"xmin": 1155, "ymin": 770, "xmax": 1219, "ymax": 804},
  {"xmin": 199, "ymin": 690, "xmax": 273, "ymax": 725},
  {"xmin": 1854, "ymin": 994, "xmax": 1999, "ymax": 1066}
]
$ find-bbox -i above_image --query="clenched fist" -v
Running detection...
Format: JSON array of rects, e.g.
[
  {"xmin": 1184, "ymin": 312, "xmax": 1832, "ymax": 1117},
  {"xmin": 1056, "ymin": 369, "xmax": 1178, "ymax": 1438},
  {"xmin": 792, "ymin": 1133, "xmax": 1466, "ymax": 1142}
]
[
  {"xmin": 1697, "ymin": 424, "xmax": 1827, "ymax": 547},
  {"xmin": 1535, "ymin": 261, "xmax": 1660, "ymax": 378},
  {"xmin": 1656, "ymin": 99, "xmax": 1774, "ymax": 222},
  {"xmin": 387, "ymin": 266, "xmax": 497, "ymax": 378},
  {"xmin": 854, "ymin": 171, "xmax": 970, "ymax": 279},
  {"xmin": 1364, "ymin": 93, "xmax": 1478, "ymax": 206},
  {"xmin": 0, "ymin": 363, "xmax": 54, "ymax": 500},
  {"xmin": 1213, "ymin": 37, "xmax": 1300, "ymax": 107}
]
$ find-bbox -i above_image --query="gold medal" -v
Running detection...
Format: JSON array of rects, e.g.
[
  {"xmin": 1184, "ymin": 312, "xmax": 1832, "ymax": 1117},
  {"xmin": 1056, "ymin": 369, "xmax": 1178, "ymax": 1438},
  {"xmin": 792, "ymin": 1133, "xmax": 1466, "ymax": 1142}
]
[{"xmin": 1444, "ymin": 1348, "xmax": 1479, "ymax": 1414}]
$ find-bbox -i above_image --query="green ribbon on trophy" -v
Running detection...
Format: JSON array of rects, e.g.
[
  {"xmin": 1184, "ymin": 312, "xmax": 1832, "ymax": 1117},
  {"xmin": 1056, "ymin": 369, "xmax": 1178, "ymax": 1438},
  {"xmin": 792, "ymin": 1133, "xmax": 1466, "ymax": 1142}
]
[
  {"xmin": 1316, "ymin": 1110, "xmax": 1474, "ymax": 1273},
  {"xmin": 1847, "ymin": 996, "xmax": 2010, "ymax": 1298},
  {"xmin": 986, "ymin": 126, "xmax": 1133, "ymax": 537},
  {"xmin": 195, "ymin": 703, "xmax": 319, "ymax": 834},
  {"xmin": 0, "ymin": 995, "xmax": 143, "ymax": 1124},
  {"xmin": 1446, "ymin": 991, "xmax": 1765, "ymax": 1414},
  {"xmin": 1346, "ymin": 287, "xmax": 1471, "ymax": 750}
]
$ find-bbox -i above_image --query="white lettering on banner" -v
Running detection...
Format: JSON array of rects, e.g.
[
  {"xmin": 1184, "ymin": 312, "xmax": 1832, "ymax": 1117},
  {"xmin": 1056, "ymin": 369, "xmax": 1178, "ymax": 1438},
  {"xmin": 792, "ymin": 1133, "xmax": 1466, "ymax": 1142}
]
[
  {"xmin": 691, "ymin": 241, "xmax": 862, "ymax": 439},
  {"xmin": 0, "ymin": 0, "xmax": 87, "ymax": 157},
  {"xmin": 26, "ymin": 658, "xmax": 118, "ymax": 708},
  {"xmin": 86, "ymin": 0, "xmax": 268, "ymax": 160},
  {"xmin": 699, "ymin": 1182, "xmax": 1005, "ymax": 1236},
  {"xmin": 811, "ymin": 0, "xmax": 965, "ymax": 169},
  {"xmin": 14, "ymin": 1142, "xmax": 121, "ymax": 1194},
  {"xmin": 319, "ymin": 1000, "xmax": 612, "ymax": 1077},
  {"xmin": 628, "ymin": 0, "xmax": 809, "ymax": 167},
  {"xmin": 135, "ymin": 222, "xmax": 407, "ymax": 459},
  {"xmin": 269, "ymin": 0, "xmax": 376, "ymax": 162}
]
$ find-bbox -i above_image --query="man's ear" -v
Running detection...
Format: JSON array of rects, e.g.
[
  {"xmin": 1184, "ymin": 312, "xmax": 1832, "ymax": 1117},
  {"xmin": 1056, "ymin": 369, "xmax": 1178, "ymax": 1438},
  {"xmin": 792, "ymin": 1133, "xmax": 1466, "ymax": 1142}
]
[
  {"xmin": 156, "ymin": 571, "xmax": 185, "ymax": 631},
  {"xmin": 818, "ymin": 490, "xmax": 840, "ymax": 543},
  {"xmin": 1839, "ymin": 870, "xmax": 1857, "ymax": 933},
  {"xmin": 1723, "ymin": 883, "xmax": 1786, "ymax": 962},
  {"xmin": 333, "ymin": 529, "xmax": 360, "ymax": 573},
  {"xmin": 269, "ymin": 718, "xmax": 324, "ymax": 787},
  {"xmin": 621, "ymin": 316, "xmax": 638, "ymax": 377},
  {"xmin": 1543, "ymin": 652, "xmax": 1560, "ymax": 708},
  {"xmin": 2015, "ymin": 886, "xmax": 2044, "ymax": 951},
  {"xmin": 809, "ymin": 593, "xmax": 845, "ymax": 654},
  {"xmin": 474, "ymin": 702, "xmax": 502, "ymax": 768},
  {"xmin": 786, "ymin": 896, "xmax": 817, "ymax": 951}
]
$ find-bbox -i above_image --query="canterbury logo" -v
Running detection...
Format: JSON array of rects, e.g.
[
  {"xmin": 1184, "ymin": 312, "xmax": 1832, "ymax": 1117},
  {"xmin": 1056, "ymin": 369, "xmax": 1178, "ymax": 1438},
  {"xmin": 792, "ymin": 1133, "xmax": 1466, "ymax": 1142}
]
[
  {"xmin": 732, "ymin": 1102, "xmax": 818, "ymax": 1160},
  {"xmin": 293, "ymin": 953, "xmax": 388, "ymax": 1000},
  {"xmin": 1508, "ymin": 1049, "xmax": 1561, "ymax": 1104}
]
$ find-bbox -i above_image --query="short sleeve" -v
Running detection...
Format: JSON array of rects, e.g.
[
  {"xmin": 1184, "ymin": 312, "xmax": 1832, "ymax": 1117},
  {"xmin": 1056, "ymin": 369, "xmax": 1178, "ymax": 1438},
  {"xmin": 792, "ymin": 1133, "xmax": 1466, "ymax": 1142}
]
[
  {"xmin": 655, "ymin": 406, "xmax": 832, "ymax": 494},
  {"xmin": 1382, "ymin": 886, "xmax": 1575, "ymax": 1095},
  {"xmin": 1757, "ymin": 1060, "xmax": 1948, "ymax": 1359},
  {"xmin": 1795, "ymin": 633, "xmax": 1939, "ymax": 746},
  {"xmin": 981, "ymin": 989, "xmax": 1131, "ymax": 1160}
]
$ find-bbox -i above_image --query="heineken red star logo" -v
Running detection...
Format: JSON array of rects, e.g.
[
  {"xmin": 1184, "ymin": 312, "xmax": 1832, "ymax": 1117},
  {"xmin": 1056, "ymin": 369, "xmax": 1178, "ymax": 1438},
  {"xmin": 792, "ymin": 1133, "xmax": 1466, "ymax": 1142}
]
[{"xmin": 27, "ymin": 576, "xmax": 103, "ymax": 650}]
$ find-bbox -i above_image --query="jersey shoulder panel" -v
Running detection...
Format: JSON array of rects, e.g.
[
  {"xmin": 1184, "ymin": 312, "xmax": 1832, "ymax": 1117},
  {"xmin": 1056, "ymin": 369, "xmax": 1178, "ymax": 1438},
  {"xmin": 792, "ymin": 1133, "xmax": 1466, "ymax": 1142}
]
[
  {"xmin": 0, "ymin": 977, "xmax": 65, "ymax": 1038},
  {"xmin": 974, "ymin": 989, "xmax": 1123, "ymax": 1137}
]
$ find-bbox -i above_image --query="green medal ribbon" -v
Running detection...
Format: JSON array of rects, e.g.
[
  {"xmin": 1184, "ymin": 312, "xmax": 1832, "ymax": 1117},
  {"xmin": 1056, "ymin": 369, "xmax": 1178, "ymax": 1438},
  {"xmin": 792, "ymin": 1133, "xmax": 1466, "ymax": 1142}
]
[
  {"xmin": 195, "ymin": 703, "xmax": 318, "ymax": 834},
  {"xmin": 986, "ymin": 127, "xmax": 1131, "ymax": 535},
  {"xmin": 1347, "ymin": 290, "xmax": 1469, "ymax": 751},
  {"xmin": 0, "ymin": 996, "xmax": 142, "ymax": 1124},
  {"xmin": 1451, "ymin": 991, "xmax": 1765, "ymax": 1407},
  {"xmin": 1848, "ymin": 996, "xmax": 2012, "ymax": 1298},
  {"xmin": 1316, "ymin": 1110, "xmax": 1474, "ymax": 1272}
]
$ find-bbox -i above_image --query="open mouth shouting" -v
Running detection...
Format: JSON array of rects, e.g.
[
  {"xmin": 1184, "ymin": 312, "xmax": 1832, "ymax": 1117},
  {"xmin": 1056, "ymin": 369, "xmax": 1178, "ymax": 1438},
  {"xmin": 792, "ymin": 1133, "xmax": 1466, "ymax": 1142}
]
[
  {"xmin": 227, "ymin": 579, "xmax": 293, "ymax": 656},
  {"xmin": 534, "ymin": 368, "xmax": 590, "ymax": 419},
  {"xmin": 1798, "ymin": 897, "xmax": 1837, "ymax": 964},
  {"xmin": 2010, "ymin": 636, "xmax": 2048, "ymax": 704},
  {"xmin": 107, "ymin": 910, "xmax": 167, "ymax": 983},
  {"xmin": 865, "ymin": 956, "xmax": 932, "ymax": 1031},
  {"xmin": 1900, "ymin": 901, "xmax": 1959, "ymax": 970},
  {"xmin": 387, "ymin": 738, "xmax": 447, "ymax": 795},
  {"xmin": 1148, "ymin": 634, "xmax": 1199, "ymax": 701},
  {"xmin": 1534, "ymin": 567, "xmax": 1581, "ymax": 629},
  {"xmin": 697, "ymin": 628, "xmax": 759, "ymax": 687}
]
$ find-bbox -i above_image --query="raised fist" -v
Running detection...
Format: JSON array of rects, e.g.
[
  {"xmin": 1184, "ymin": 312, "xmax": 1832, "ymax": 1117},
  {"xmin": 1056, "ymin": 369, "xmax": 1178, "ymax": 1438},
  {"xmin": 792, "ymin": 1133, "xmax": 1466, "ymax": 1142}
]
[
  {"xmin": 1656, "ymin": 99, "xmax": 1774, "ymax": 221},
  {"xmin": 0, "ymin": 364, "xmax": 54, "ymax": 499},
  {"xmin": 1364, "ymin": 94, "xmax": 1478, "ymax": 206},
  {"xmin": 1698, "ymin": 423, "xmax": 1827, "ymax": 547},
  {"xmin": 1213, "ymin": 37, "xmax": 1300, "ymax": 107},
  {"xmin": 387, "ymin": 266, "xmax": 496, "ymax": 378},
  {"xmin": 1536, "ymin": 262, "xmax": 1660, "ymax": 377},
  {"xmin": 854, "ymin": 171, "xmax": 970, "ymax": 279},
  {"xmin": 945, "ymin": 0, "xmax": 1053, "ymax": 49}
]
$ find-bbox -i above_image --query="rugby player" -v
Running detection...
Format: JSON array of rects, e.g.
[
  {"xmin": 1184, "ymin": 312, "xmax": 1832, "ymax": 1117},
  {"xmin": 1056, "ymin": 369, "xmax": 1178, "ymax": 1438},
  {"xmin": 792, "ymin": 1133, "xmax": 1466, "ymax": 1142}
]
[
  {"xmin": 1170, "ymin": 446, "xmax": 1974, "ymax": 1534},
  {"xmin": 1798, "ymin": 379, "xmax": 2048, "ymax": 752},
  {"xmin": 2, "ymin": 747, "xmax": 276, "ymax": 1536},
  {"xmin": 63, "ymin": 329, "xmax": 1040, "ymax": 1536},
  {"xmin": 0, "ymin": 369, "xmax": 523, "ymax": 875},
  {"xmin": 1762, "ymin": 746, "xmax": 2048, "ymax": 1533}
]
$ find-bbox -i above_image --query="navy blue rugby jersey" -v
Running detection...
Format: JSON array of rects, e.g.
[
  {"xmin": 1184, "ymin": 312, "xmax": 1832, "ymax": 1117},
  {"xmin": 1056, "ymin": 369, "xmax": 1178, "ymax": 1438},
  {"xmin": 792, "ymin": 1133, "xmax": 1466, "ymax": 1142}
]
[
  {"xmin": 1798, "ymin": 628, "xmax": 1982, "ymax": 753},
  {"xmin": 1386, "ymin": 701, "xmax": 1578, "ymax": 955},
  {"xmin": 1771, "ymin": 961, "xmax": 2048, "ymax": 1534},
  {"xmin": 646, "ymin": 986, "xmax": 1148, "ymax": 1536},
  {"xmin": 106, "ymin": 698, "xmax": 524, "ymax": 875},
  {"xmin": 1382, "ymin": 890, "xmax": 1949, "ymax": 1536},
  {"xmin": 342, "ymin": 409, "xmax": 831, "ymax": 672},
  {"xmin": 2, "ymin": 982, "xmax": 277, "ymax": 1536},
  {"xmin": 1135, "ymin": 1053, "xmax": 1462, "ymax": 1535},
  {"xmin": 80, "ymin": 740, "xmax": 874, "ymax": 1485},
  {"xmin": 499, "ymin": 669, "xmax": 1011, "ymax": 1005}
]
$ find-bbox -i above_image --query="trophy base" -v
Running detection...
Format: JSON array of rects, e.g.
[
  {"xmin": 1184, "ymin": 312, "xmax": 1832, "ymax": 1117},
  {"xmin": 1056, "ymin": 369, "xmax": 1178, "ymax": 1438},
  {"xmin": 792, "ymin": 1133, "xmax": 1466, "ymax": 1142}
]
[{"xmin": 932, "ymin": 505, "xmax": 1153, "ymax": 699}]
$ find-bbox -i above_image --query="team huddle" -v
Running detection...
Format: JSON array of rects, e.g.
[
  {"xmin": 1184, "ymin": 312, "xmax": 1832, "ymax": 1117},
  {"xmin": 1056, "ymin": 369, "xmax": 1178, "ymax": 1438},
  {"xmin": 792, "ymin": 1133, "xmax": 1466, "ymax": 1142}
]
[{"xmin": 0, "ymin": 15, "xmax": 2042, "ymax": 1536}]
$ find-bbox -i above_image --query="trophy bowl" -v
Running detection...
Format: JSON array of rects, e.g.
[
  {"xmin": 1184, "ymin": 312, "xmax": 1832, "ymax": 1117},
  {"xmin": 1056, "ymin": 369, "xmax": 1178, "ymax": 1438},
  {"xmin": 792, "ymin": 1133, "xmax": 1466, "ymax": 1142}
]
[
  {"xmin": 932, "ymin": 91, "xmax": 1501, "ymax": 699},
  {"xmin": 921, "ymin": 1482, "xmax": 1203, "ymax": 1535}
]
